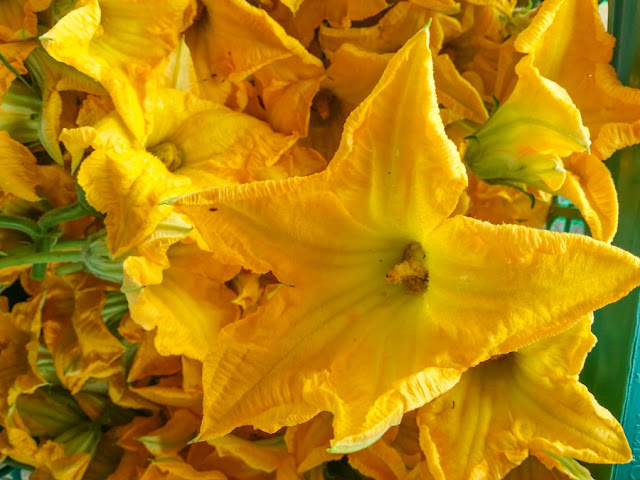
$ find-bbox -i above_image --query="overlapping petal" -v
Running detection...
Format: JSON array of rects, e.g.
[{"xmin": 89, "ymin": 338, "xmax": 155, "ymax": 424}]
[
  {"xmin": 0, "ymin": 130, "xmax": 41, "ymax": 201},
  {"xmin": 417, "ymin": 316, "xmax": 630, "ymax": 480},
  {"xmin": 0, "ymin": 40, "xmax": 36, "ymax": 100},
  {"xmin": 514, "ymin": 0, "xmax": 640, "ymax": 159},
  {"xmin": 185, "ymin": 0, "xmax": 324, "ymax": 136},
  {"xmin": 123, "ymin": 219, "xmax": 240, "ymax": 361},
  {"xmin": 556, "ymin": 152, "xmax": 619, "ymax": 242},
  {"xmin": 318, "ymin": 2, "xmax": 461, "ymax": 57},
  {"xmin": 40, "ymin": 0, "xmax": 196, "ymax": 142}
]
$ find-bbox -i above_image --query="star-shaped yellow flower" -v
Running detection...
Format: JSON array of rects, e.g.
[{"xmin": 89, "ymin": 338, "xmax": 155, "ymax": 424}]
[{"xmin": 172, "ymin": 29, "xmax": 640, "ymax": 453}]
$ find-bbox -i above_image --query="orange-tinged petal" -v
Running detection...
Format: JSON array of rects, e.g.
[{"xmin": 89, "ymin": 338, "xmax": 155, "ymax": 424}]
[
  {"xmin": 323, "ymin": 44, "xmax": 391, "ymax": 110},
  {"xmin": 318, "ymin": 3, "xmax": 460, "ymax": 57},
  {"xmin": 130, "ymin": 374, "xmax": 202, "ymax": 408},
  {"xmin": 126, "ymin": 330, "xmax": 182, "ymax": 384},
  {"xmin": 0, "ymin": 130, "xmax": 41, "ymax": 201},
  {"xmin": 0, "ymin": 40, "xmax": 36, "ymax": 101},
  {"xmin": 208, "ymin": 434, "xmax": 288, "ymax": 473},
  {"xmin": 556, "ymin": 152, "xmax": 618, "ymax": 243},
  {"xmin": 417, "ymin": 317, "xmax": 630, "ymax": 480},
  {"xmin": 185, "ymin": 0, "xmax": 324, "ymax": 136},
  {"xmin": 433, "ymin": 53, "xmax": 488, "ymax": 123},
  {"xmin": 41, "ymin": 0, "xmax": 196, "ymax": 142},
  {"xmin": 0, "ymin": 295, "xmax": 45, "ymax": 418},
  {"xmin": 0, "ymin": 0, "xmax": 38, "ymax": 41},
  {"xmin": 514, "ymin": 0, "xmax": 640, "ymax": 159},
  {"xmin": 300, "ymin": 45, "xmax": 390, "ymax": 160},
  {"xmin": 465, "ymin": 174, "xmax": 552, "ymax": 229},
  {"xmin": 142, "ymin": 460, "xmax": 227, "ymax": 480},
  {"xmin": 285, "ymin": 412, "xmax": 341, "ymax": 473},
  {"xmin": 348, "ymin": 439, "xmax": 409, "ymax": 480},
  {"xmin": 137, "ymin": 409, "xmax": 201, "ymax": 458},
  {"xmin": 268, "ymin": 0, "xmax": 388, "ymax": 48}
]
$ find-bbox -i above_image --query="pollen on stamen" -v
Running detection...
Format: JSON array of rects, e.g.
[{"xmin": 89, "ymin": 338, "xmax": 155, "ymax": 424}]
[{"xmin": 385, "ymin": 242, "xmax": 429, "ymax": 294}]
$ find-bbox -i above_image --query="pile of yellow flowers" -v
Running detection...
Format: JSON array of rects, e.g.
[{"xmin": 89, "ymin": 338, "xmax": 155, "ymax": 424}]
[{"xmin": 1, "ymin": 0, "xmax": 640, "ymax": 478}]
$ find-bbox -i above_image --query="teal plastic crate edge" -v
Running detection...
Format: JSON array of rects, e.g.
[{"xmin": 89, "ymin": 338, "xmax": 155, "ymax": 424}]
[{"xmin": 613, "ymin": 294, "xmax": 640, "ymax": 479}]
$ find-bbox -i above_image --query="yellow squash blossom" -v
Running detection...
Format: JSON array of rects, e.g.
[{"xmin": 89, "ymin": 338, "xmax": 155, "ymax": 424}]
[
  {"xmin": 40, "ymin": 0, "xmax": 197, "ymax": 142},
  {"xmin": 417, "ymin": 316, "xmax": 630, "ymax": 480},
  {"xmin": 70, "ymin": 88, "xmax": 324, "ymax": 256},
  {"xmin": 265, "ymin": 0, "xmax": 389, "ymax": 49},
  {"xmin": 514, "ymin": 0, "xmax": 640, "ymax": 161},
  {"xmin": 22, "ymin": 272, "xmax": 125, "ymax": 394},
  {"xmin": 171, "ymin": 29, "xmax": 640, "ymax": 453},
  {"xmin": 302, "ymin": 44, "xmax": 391, "ymax": 160},
  {"xmin": 0, "ymin": 294, "xmax": 45, "ymax": 419},
  {"xmin": 463, "ymin": 55, "xmax": 590, "ymax": 193},
  {"xmin": 122, "ymin": 214, "xmax": 241, "ymax": 361},
  {"xmin": 318, "ymin": 2, "xmax": 461, "ymax": 58},
  {"xmin": 185, "ymin": 0, "xmax": 324, "ymax": 136}
]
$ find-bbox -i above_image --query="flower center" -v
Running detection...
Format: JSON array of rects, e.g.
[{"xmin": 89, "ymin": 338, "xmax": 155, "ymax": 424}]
[
  {"xmin": 386, "ymin": 242, "xmax": 429, "ymax": 293},
  {"xmin": 150, "ymin": 142, "xmax": 183, "ymax": 172}
]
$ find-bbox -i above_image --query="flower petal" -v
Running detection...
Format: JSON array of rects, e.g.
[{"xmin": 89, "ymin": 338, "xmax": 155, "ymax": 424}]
[
  {"xmin": 424, "ymin": 216, "xmax": 640, "ymax": 361},
  {"xmin": 41, "ymin": 0, "xmax": 196, "ymax": 142},
  {"xmin": 0, "ymin": 130, "xmax": 40, "ymax": 201},
  {"xmin": 186, "ymin": 0, "xmax": 324, "ymax": 136},
  {"xmin": 557, "ymin": 152, "xmax": 618, "ymax": 243},
  {"xmin": 514, "ymin": 0, "xmax": 640, "ymax": 159},
  {"xmin": 418, "ymin": 317, "xmax": 631, "ymax": 480}
]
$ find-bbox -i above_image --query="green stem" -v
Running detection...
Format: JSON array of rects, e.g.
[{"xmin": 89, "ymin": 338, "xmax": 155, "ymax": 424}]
[
  {"xmin": 54, "ymin": 263, "xmax": 85, "ymax": 276},
  {"xmin": 0, "ymin": 216, "xmax": 42, "ymax": 239},
  {"xmin": 52, "ymin": 238, "xmax": 86, "ymax": 251},
  {"xmin": 38, "ymin": 203, "xmax": 87, "ymax": 230},
  {"xmin": 0, "ymin": 250, "xmax": 82, "ymax": 269},
  {"xmin": 31, "ymin": 235, "xmax": 56, "ymax": 281}
]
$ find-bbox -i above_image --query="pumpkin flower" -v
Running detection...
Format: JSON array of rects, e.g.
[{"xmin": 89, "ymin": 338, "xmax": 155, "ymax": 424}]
[
  {"xmin": 185, "ymin": 0, "xmax": 325, "ymax": 136},
  {"xmin": 515, "ymin": 0, "xmax": 640, "ymax": 161},
  {"xmin": 69, "ymin": 87, "xmax": 324, "ymax": 256},
  {"xmin": 170, "ymin": 29, "xmax": 640, "ymax": 453},
  {"xmin": 513, "ymin": 0, "xmax": 639, "ymax": 242},
  {"xmin": 122, "ymin": 214, "xmax": 241, "ymax": 361},
  {"xmin": 463, "ymin": 55, "xmax": 590, "ymax": 193},
  {"xmin": 417, "ymin": 315, "xmax": 630, "ymax": 480},
  {"xmin": 40, "ymin": 0, "xmax": 197, "ymax": 143}
]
